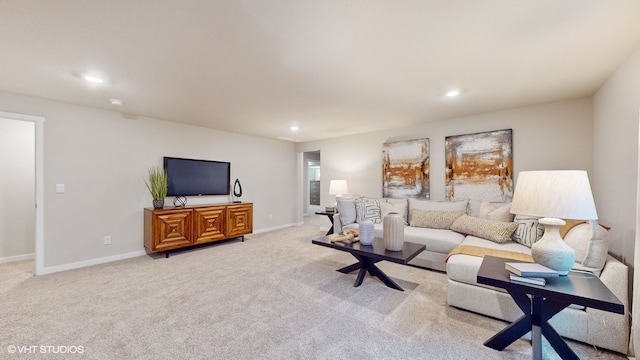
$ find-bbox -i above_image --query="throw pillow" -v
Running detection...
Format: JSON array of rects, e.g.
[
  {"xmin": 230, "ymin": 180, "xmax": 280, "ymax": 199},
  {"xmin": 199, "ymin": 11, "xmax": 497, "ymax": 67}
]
[
  {"xmin": 511, "ymin": 215, "xmax": 545, "ymax": 247},
  {"xmin": 355, "ymin": 197, "xmax": 382, "ymax": 223},
  {"xmin": 478, "ymin": 201, "xmax": 514, "ymax": 222},
  {"xmin": 336, "ymin": 197, "xmax": 357, "ymax": 226},
  {"xmin": 408, "ymin": 198, "xmax": 469, "ymax": 219},
  {"xmin": 451, "ymin": 215, "xmax": 518, "ymax": 244},
  {"xmin": 564, "ymin": 221, "xmax": 610, "ymax": 271},
  {"xmin": 409, "ymin": 209, "xmax": 465, "ymax": 229},
  {"xmin": 381, "ymin": 201, "xmax": 408, "ymax": 224},
  {"xmin": 384, "ymin": 198, "xmax": 408, "ymax": 223}
]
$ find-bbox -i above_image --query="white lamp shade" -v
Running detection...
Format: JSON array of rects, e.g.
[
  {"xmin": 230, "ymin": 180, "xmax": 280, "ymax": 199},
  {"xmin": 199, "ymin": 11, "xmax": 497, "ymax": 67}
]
[
  {"xmin": 329, "ymin": 180, "xmax": 349, "ymax": 195},
  {"xmin": 510, "ymin": 170, "xmax": 598, "ymax": 220}
]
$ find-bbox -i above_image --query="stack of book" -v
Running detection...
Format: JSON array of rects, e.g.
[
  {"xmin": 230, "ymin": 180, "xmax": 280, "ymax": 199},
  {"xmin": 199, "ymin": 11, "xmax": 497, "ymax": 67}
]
[{"xmin": 505, "ymin": 262, "xmax": 559, "ymax": 286}]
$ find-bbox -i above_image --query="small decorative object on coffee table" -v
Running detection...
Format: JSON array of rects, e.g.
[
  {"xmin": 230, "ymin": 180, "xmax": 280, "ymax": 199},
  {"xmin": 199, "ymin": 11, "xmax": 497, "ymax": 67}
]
[
  {"xmin": 358, "ymin": 219, "xmax": 374, "ymax": 245},
  {"xmin": 383, "ymin": 211, "xmax": 404, "ymax": 251}
]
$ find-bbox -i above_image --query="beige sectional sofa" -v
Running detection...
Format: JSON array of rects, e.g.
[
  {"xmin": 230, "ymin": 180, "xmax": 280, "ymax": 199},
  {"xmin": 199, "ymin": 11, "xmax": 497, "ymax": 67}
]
[{"xmin": 332, "ymin": 196, "xmax": 630, "ymax": 354}]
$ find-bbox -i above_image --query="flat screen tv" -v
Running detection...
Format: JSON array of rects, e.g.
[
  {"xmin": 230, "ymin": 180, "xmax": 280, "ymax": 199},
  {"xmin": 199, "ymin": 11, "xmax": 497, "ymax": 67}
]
[{"xmin": 164, "ymin": 157, "xmax": 231, "ymax": 196}]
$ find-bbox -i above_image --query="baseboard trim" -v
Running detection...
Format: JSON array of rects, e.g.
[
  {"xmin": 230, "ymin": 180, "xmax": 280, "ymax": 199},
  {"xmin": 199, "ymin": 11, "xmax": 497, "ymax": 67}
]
[
  {"xmin": 0, "ymin": 253, "xmax": 35, "ymax": 264},
  {"xmin": 35, "ymin": 223, "xmax": 303, "ymax": 275},
  {"xmin": 253, "ymin": 222, "xmax": 299, "ymax": 234},
  {"xmin": 38, "ymin": 250, "xmax": 147, "ymax": 275}
]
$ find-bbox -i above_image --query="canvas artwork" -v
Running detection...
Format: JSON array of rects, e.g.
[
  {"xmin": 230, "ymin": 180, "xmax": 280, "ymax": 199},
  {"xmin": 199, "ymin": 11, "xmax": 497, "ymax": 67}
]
[
  {"xmin": 382, "ymin": 138, "xmax": 430, "ymax": 199},
  {"xmin": 445, "ymin": 129, "xmax": 513, "ymax": 202}
]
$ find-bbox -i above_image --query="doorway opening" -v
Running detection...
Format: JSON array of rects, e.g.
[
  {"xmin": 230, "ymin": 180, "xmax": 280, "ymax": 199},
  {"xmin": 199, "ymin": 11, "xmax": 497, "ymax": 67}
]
[{"xmin": 0, "ymin": 111, "xmax": 44, "ymax": 276}]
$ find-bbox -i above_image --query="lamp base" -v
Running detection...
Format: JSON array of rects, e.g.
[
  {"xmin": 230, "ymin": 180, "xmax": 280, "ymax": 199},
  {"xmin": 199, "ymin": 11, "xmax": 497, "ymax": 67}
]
[{"xmin": 530, "ymin": 218, "xmax": 576, "ymax": 275}]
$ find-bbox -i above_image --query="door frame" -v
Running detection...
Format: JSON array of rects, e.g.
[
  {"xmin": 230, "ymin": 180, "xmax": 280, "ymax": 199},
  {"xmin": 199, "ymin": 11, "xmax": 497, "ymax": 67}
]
[{"xmin": 0, "ymin": 111, "xmax": 44, "ymax": 275}]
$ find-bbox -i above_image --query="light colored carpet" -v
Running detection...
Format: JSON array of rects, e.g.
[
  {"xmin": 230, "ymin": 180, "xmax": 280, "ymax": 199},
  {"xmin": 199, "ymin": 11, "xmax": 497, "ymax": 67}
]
[{"xmin": 0, "ymin": 216, "xmax": 627, "ymax": 359}]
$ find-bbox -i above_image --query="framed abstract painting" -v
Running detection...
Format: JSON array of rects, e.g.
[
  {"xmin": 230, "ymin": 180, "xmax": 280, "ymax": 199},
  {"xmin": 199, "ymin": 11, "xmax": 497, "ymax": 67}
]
[
  {"xmin": 445, "ymin": 129, "xmax": 513, "ymax": 202},
  {"xmin": 383, "ymin": 138, "xmax": 430, "ymax": 199}
]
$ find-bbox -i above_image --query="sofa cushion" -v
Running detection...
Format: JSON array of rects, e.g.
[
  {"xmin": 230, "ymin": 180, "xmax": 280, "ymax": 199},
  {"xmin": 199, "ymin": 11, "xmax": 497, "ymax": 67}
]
[
  {"xmin": 336, "ymin": 197, "xmax": 357, "ymax": 225},
  {"xmin": 447, "ymin": 236, "xmax": 531, "ymax": 287},
  {"xmin": 478, "ymin": 201, "xmax": 513, "ymax": 222},
  {"xmin": 403, "ymin": 227, "xmax": 466, "ymax": 254},
  {"xmin": 564, "ymin": 221, "xmax": 610, "ymax": 273},
  {"xmin": 451, "ymin": 215, "xmax": 518, "ymax": 244},
  {"xmin": 354, "ymin": 197, "xmax": 382, "ymax": 223},
  {"xmin": 409, "ymin": 209, "xmax": 465, "ymax": 229},
  {"xmin": 511, "ymin": 215, "xmax": 545, "ymax": 247}
]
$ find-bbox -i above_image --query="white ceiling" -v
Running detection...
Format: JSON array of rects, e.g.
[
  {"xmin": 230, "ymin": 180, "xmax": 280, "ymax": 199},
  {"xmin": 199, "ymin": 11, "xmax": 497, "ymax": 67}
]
[{"xmin": 1, "ymin": 1, "xmax": 639, "ymax": 142}]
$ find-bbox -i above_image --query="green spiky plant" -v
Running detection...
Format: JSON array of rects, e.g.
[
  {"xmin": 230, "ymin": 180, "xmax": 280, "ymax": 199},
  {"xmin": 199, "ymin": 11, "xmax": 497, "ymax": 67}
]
[{"xmin": 144, "ymin": 166, "xmax": 168, "ymax": 200}]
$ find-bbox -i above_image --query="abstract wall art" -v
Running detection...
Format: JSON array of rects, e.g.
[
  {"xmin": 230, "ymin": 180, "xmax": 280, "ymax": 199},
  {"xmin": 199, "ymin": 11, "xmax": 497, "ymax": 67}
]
[
  {"xmin": 382, "ymin": 138, "xmax": 430, "ymax": 199},
  {"xmin": 445, "ymin": 129, "xmax": 513, "ymax": 202}
]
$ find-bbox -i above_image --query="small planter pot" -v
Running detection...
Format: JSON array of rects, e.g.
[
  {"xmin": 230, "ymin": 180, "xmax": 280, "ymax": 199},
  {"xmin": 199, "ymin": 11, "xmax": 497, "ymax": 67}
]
[{"xmin": 152, "ymin": 199, "xmax": 165, "ymax": 209}]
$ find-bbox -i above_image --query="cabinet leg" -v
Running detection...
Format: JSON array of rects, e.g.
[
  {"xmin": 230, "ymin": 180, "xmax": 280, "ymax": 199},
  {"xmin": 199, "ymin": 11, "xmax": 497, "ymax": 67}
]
[{"xmin": 165, "ymin": 252, "xmax": 170, "ymax": 258}]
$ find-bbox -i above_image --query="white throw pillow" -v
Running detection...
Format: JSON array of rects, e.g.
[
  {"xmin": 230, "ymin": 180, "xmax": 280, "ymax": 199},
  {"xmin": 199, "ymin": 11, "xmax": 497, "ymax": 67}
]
[
  {"xmin": 336, "ymin": 197, "xmax": 357, "ymax": 225},
  {"xmin": 478, "ymin": 201, "xmax": 513, "ymax": 222},
  {"xmin": 384, "ymin": 198, "xmax": 408, "ymax": 223},
  {"xmin": 564, "ymin": 221, "xmax": 610, "ymax": 271},
  {"xmin": 511, "ymin": 215, "xmax": 545, "ymax": 247}
]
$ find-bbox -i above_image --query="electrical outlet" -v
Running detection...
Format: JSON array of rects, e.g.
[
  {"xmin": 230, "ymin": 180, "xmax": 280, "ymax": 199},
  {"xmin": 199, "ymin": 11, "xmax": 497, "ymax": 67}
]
[{"xmin": 103, "ymin": 236, "xmax": 111, "ymax": 245}]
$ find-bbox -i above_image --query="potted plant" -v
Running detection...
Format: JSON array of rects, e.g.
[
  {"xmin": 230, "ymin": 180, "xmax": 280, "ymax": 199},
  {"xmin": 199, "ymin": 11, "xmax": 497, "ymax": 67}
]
[{"xmin": 144, "ymin": 166, "xmax": 168, "ymax": 209}]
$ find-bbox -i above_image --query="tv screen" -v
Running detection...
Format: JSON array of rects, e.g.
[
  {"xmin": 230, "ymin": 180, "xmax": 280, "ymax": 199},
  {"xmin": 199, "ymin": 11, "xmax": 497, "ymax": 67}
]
[{"xmin": 164, "ymin": 157, "xmax": 231, "ymax": 196}]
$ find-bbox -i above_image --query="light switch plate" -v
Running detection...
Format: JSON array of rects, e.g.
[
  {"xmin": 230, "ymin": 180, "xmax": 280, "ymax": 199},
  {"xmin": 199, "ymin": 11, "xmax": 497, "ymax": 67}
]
[{"xmin": 55, "ymin": 183, "xmax": 65, "ymax": 193}]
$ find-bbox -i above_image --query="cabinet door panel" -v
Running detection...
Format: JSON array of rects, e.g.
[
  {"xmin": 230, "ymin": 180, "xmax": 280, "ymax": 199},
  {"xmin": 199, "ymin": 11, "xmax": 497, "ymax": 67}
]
[
  {"xmin": 226, "ymin": 204, "xmax": 253, "ymax": 237},
  {"xmin": 153, "ymin": 209, "xmax": 193, "ymax": 251},
  {"xmin": 193, "ymin": 206, "xmax": 226, "ymax": 243}
]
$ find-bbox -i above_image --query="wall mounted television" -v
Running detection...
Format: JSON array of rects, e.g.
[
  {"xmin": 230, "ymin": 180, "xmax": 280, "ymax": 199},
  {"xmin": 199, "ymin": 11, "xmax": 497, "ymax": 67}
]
[{"xmin": 164, "ymin": 157, "xmax": 231, "ymax": 196}]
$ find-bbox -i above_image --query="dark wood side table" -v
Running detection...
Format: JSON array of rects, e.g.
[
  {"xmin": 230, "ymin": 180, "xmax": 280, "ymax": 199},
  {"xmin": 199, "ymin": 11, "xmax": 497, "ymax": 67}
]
[
  {"xmin": 476, "ymin": 256, "xmax": 624, "ymax": 360},
  {"xmin": 315, "ymin": 211, "xmax": 335, "ymax": 235},
  {"xmin": 312, "ymin": 236, "xmax": 425, "ymax": 291}
]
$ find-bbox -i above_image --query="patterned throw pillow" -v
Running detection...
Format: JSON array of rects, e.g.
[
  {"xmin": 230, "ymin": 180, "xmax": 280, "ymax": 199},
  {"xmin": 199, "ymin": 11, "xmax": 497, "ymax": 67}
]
[
  {"xmin": 451, "ymin": 215, "xmax": 518, "ymax": 244},
  {"xmin": 409, "ymin": 210, "xmax": 465, "ymax": 229},
  {"xmin": 355, "ymin": 198, "xmax": 382, "ymax": 223},
  {"xmin": 511, "ymin": 215, "xmax": 545, "ymax": 247}
]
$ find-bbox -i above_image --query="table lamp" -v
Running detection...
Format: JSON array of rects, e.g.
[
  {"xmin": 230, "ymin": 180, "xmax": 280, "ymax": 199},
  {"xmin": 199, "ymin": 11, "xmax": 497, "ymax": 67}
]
[
  {"xmin": 329, "ymin": 179, "xmax": 349, "ymax": 211},
  {"xmin": 510, "ymin": 170, "xmax": 598, "ymax": 275}
]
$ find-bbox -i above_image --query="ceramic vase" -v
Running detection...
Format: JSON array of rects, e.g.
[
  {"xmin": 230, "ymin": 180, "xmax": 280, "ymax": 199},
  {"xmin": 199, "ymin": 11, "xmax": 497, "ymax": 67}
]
[
  {"xmin": 383, "ymin": 212, "xmax": 404, "ymax": 251},
  {"xmin": 358, "ymin": 219, "xmax": 374, "ymax": 245},
  {"xmin": 152, "ymin": 199, "xmax": 164, "ymax": 209},
  {"xmin": 530, "ymin": 218, "xmax": 576, "ymax": 275}
]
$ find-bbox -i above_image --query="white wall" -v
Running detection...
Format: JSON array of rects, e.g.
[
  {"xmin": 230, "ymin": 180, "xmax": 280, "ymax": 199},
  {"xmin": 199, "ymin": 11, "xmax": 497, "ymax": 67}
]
[
  {"xmin": 593, "ymin": 43, "xmax": 640, "ymax": 264},
  {"xmin": 0, "ymin": 91, "xmax": 297, "ymax": 269},
  {"xmin": 0, "ymin": 118, "xmax": 35, "ymax": 260},
  {"xmin": 297, "ymin": 97, "xmax": 594, "ymax": 213}
]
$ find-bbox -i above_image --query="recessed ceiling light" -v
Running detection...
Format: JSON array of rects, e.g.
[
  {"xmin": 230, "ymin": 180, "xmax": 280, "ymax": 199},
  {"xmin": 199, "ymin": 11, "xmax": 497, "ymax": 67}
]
[
  {"xmin": 290, "ymin": 126, "xmax": 299, "ymax": 131},
  {"xmin": 445, "ymin": 89, "xmax": 460, "ymax": 97},
  {"xmin": 110, "ymin": 98, "xmax": 123, "ymax": 106},
  {"xmin": 83, "ymin": 75, "xmax": 104, "ymax": 84}
]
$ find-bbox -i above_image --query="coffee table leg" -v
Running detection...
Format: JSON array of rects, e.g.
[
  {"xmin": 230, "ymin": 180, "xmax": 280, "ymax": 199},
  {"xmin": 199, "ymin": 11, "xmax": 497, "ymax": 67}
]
[
  {"xmin": 367, "ymin": 263, "xmax": 404, "ymax": 291},
  {"xmin": 354, "ymin": 267, "xmax": 367, "ymax": 287},
  {"xmin": 337, "ymin": 262, "xmax": 363, "ymax": 274}
]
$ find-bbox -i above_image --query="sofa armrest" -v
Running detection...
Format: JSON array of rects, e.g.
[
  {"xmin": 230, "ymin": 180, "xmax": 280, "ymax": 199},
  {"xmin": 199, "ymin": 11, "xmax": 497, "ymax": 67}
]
[
  {"xmin": 333, "ymin": 213, "xmax": 343, "ymax": 234},
  {"xmin": 583, "ymin": 254, "xmax": 630, "ymax": 354}
]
